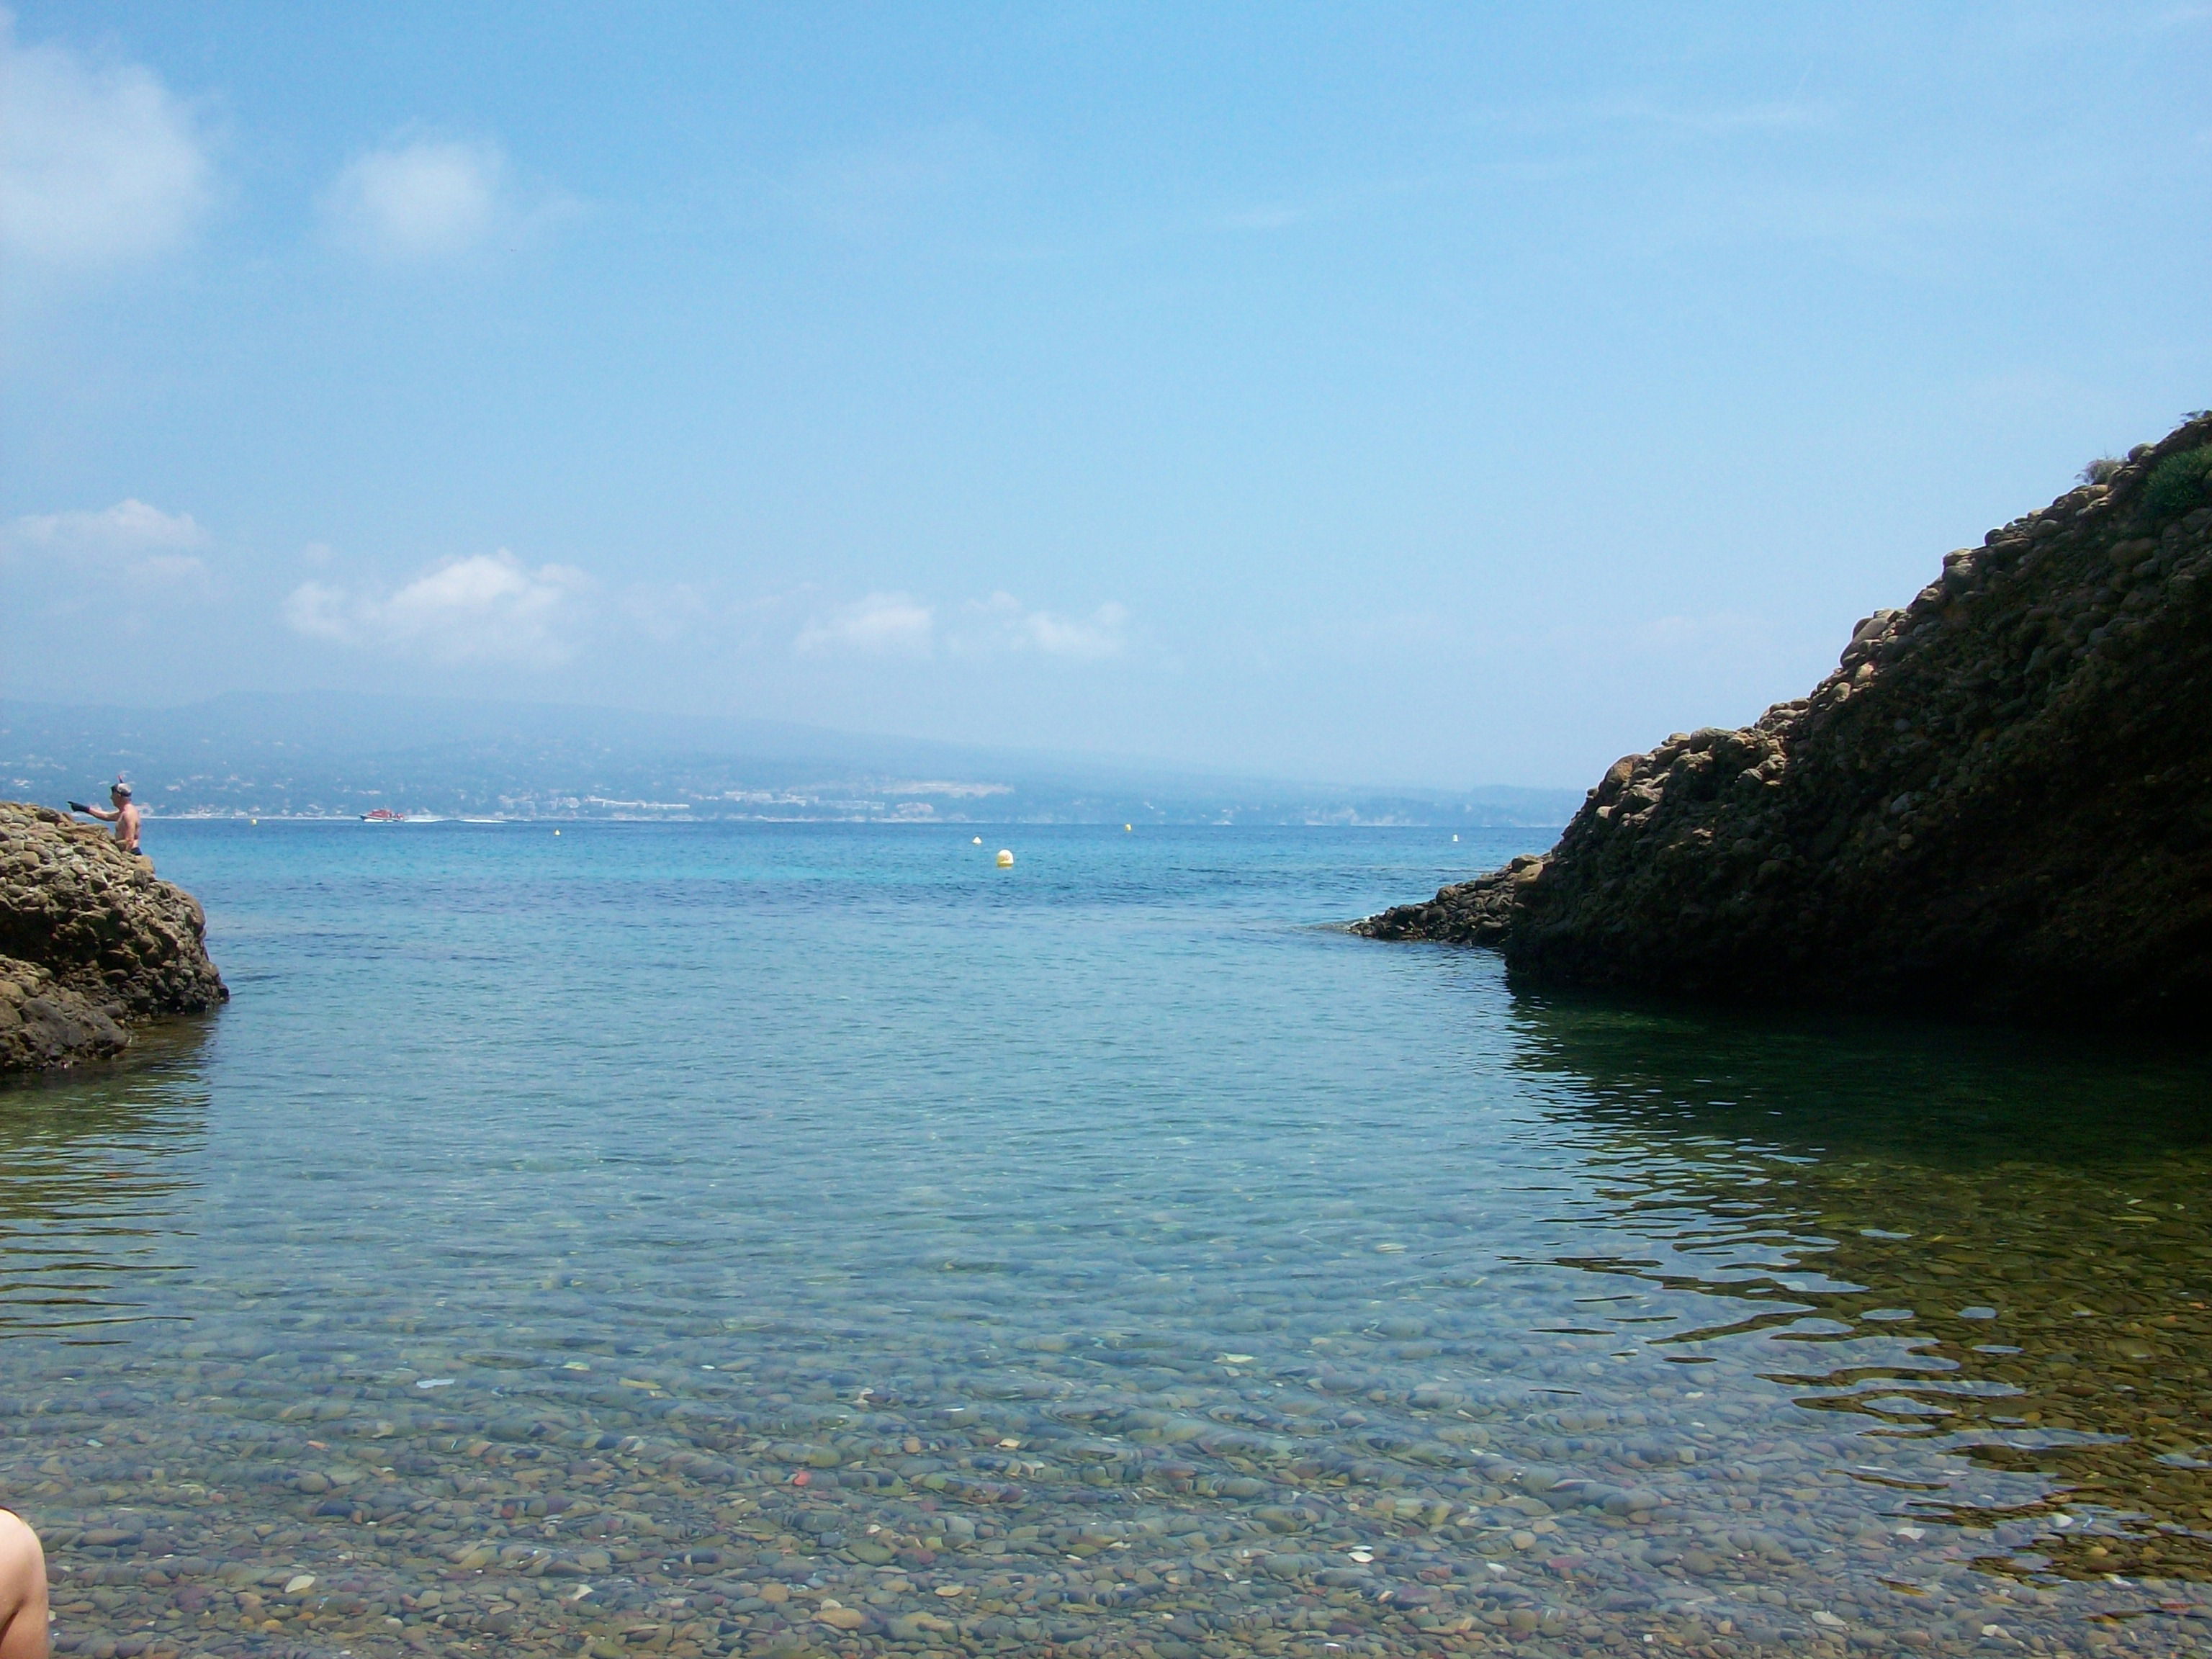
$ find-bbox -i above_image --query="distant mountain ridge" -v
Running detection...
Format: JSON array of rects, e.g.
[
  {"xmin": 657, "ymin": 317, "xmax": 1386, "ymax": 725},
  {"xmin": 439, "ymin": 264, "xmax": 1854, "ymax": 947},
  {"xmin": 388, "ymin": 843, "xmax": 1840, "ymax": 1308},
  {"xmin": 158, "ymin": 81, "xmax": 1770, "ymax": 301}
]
[{"xmin": 0, "ymin": 692, "xmax": 1579, "ymax": 827}]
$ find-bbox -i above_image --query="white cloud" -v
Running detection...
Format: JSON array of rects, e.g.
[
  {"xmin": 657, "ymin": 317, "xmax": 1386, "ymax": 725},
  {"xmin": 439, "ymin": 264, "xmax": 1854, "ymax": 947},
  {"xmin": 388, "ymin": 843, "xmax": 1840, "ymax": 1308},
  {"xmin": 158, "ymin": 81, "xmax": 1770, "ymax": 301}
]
[
  {"xmin": 963, "ymin": 593, "xmax": 1129, "ymax": 660},
  {"xmin": 793, "ymin": 590, "xmax": 1130, "ymax": 662},
  {"xmin": 3, "ymin": 498, "xmax": 210, "ymax": 582},
  {"xmin": 284, "ymin": 550, "xmax": 592, "ymax": 664},
  {"xmin": 320, "ymin": 135, "xmax": 562, "ymax": 262},
  {"xmin": 0, "ymin": 12, "xmax": 210, "ymax": 269},
  {"xmin": 6, "ymin": 498, "xmax": 208, "ymax": 556},
  {"xmin": 795, "ymin": 592, "xmax": 936, "ymax": 657},
  {"xmin": 1024, "ymin": 601, "xmax": 1128, "ymax": 659}
]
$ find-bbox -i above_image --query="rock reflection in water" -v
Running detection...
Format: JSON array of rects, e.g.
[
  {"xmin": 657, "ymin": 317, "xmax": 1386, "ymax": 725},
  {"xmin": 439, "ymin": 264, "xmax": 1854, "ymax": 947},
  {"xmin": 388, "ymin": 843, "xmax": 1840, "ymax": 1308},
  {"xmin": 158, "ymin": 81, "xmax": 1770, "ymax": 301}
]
[
  {"xmin": 1517, "ymin": 992, "xmax": 2212, "ymax": 1590},
  {"xmin": 0, "ymin": 1023, "xmax": 208, "ymax": 1339}
]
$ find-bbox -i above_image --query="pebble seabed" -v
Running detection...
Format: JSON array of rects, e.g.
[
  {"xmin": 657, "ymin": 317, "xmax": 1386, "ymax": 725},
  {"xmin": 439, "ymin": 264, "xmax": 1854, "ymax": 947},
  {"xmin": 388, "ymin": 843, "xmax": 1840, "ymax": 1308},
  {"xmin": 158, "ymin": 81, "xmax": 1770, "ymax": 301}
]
[
  {"xmin": 12, "ymin": 1140, "xmax": 2212, "ymax": 1659},
  {"xmin": 12, "ymin": 1348, "xmax": 2212, "ymax": 1659}
]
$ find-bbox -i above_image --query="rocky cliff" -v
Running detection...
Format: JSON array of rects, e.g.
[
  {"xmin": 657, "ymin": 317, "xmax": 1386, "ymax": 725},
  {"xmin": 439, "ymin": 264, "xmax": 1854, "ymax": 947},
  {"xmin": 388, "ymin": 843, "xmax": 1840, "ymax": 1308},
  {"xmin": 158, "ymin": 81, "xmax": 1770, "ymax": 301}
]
[
  {"xmin": 1357, "ymin": 412, "xmax": 2212, "ymax": 1028},
  {"xmin": 0, "ymin": 802, "xmax": 228, "ymax": 1074}
]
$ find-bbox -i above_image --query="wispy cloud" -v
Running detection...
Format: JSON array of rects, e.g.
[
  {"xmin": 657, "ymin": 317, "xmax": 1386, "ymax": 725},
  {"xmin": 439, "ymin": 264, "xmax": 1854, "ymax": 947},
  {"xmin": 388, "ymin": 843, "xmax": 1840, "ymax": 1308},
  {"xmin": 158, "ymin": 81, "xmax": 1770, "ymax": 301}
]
[
  {"xmin": 0, "ymin": 12, "xmax": 211, "ymax": 270},
  {"xmin": 284, "ymin": 550, "xmax": 591, "ymax": 664},
  {"xmin": 792, "ymin": 590, "xmax": 1130, "ymax": 662},
  {"xmin": 2, "ymin": 498, "xmax": 210, "ymax": 583},
  {"xmin": 319, "ymin": 133, "xmax": 570, "ymax": 263},
  {"xmin": 961, "ymin": 593, "xmax": 1128, "ymax": 660},
  {"xmin": 794, "ymin": 591, "xmax": 936, "ymax": 657}
]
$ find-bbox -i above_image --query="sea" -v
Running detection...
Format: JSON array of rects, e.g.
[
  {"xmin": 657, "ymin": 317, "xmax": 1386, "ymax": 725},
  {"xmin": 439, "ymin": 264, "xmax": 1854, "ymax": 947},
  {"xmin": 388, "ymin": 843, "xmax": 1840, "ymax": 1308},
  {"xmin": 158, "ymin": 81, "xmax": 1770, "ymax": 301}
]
[{"xmin": 4, "ymin": 819, "xmax": 2212, "ymax": 1659}]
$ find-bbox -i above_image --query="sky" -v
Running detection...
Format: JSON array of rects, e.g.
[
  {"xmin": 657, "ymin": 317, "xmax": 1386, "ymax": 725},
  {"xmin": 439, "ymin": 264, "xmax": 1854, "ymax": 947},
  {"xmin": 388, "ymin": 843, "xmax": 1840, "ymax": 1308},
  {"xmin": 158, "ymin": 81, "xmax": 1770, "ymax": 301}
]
[{"xmin": 3, "ymin": 3, "xmax": 2208, "ymax": 788}]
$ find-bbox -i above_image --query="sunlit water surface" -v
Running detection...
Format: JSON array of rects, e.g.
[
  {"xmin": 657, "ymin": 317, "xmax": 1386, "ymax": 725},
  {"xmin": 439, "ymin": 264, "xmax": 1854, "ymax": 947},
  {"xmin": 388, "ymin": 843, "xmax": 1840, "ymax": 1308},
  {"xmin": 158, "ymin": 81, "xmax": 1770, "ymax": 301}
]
[{"xmin": 5, "ymin": 822, "xmax": 2212, "ymax": 1659}]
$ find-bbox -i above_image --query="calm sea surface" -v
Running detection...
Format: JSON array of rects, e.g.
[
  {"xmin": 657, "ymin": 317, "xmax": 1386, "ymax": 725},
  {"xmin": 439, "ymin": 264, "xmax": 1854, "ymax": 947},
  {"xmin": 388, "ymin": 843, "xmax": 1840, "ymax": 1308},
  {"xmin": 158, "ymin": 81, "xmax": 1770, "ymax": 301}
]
[{"xmin": 5, "ymin": 822, "xmax": 2212, "ymax": 1659}]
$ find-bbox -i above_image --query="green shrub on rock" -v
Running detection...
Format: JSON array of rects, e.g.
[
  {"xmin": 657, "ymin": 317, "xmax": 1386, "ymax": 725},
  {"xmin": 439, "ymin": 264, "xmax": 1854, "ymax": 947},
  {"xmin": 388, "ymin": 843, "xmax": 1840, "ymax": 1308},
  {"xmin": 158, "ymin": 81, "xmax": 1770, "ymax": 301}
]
[{"xmin": 2143, "ymin": 443, "xmax": 2212, "ymax": 518}]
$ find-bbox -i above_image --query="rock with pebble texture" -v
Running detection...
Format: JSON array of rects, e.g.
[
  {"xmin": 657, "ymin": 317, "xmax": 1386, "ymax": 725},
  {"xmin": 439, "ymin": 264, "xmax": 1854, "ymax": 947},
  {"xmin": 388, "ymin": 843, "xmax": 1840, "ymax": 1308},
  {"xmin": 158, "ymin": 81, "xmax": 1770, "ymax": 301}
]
[
  {"xmin": 1356, "ymin": 412, "xmax": 2212, "ymax": 1029},
  {"xmin": 0, "ymin": 801, "xmax": 227, "ymax": 1074},
  {"xmin": 0, "ymin": 956, "xmax": 129, "ymax": 1073}
]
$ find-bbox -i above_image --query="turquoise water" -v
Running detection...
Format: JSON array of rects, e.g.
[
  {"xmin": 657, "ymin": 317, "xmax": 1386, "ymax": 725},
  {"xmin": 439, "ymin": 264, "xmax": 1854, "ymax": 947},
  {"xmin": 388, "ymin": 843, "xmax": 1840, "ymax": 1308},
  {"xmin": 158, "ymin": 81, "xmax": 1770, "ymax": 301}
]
[{"xmin": 6, "ymin": 822, "xmax": 2212, "ymax": 1659}]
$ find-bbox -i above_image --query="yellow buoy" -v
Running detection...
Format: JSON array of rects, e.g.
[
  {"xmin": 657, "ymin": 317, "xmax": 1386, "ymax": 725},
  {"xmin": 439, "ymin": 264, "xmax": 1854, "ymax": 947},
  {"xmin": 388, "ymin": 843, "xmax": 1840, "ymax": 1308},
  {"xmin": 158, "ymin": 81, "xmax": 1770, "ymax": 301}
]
[
  {"xmin": 996, "ymin": 848, "xmax": 1014, "ymax": 868},
  {"xmin": 973, "ymin": 836, "xmax": 982, "ymax": 845},
  {"xmin": 554, "ymin": 830, "xmax": 562, "ymax": 836},
  {"xmin": 250, "ymin": 818, "xmax": 258, "ymax": 826},
  {"xmin": 1124, "ymin": 824, "xmax": 1132, "ymax": 832}
]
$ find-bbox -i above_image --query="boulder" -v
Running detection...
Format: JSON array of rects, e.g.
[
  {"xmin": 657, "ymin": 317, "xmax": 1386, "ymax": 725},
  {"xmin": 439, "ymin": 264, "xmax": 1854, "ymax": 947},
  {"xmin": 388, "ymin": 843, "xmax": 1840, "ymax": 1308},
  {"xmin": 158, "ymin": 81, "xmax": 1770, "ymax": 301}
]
[
  {"xmin": 0, "ymin": 957, "xmax": 129, "ymax": 1073},
  {"xmin": 0, "ymin": 801, "xmax": 228, "ymax": 1074},
  {"xmin": 1354, "ymin": 412, "xmax": 2212, "ymax": 1030}
]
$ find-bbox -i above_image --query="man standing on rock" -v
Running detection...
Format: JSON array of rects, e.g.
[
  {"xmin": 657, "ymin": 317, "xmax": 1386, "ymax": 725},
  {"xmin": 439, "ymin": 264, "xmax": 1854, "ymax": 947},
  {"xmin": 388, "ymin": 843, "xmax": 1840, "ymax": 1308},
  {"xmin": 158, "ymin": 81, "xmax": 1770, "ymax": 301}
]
[{"xmin": 68, "ymin": 781, "xmax": 140, "ymax": 855}]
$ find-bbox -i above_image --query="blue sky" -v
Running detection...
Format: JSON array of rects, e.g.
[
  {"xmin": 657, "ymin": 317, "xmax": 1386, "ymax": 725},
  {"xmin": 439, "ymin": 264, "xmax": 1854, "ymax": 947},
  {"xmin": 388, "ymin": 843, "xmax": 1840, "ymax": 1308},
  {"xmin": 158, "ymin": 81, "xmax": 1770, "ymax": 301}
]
[{"xmin": 4, "ymin": 3, "xmax": 2208, "ymax": 787}]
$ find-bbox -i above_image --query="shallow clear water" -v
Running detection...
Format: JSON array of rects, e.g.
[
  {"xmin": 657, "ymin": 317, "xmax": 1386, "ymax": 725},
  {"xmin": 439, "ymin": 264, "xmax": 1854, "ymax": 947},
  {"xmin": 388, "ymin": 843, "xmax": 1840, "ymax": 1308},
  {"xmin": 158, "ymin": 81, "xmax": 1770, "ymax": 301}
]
[{"xmin": 6, "ymin": 822, "xmax": 2212, "ymax": 1659}]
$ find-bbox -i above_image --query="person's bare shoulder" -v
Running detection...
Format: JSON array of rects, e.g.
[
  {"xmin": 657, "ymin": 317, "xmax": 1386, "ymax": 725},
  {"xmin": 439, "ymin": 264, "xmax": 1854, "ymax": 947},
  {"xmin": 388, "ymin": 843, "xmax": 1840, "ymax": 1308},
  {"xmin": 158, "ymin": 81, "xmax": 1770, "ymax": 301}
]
[
  {"xmin": 0, "ymin": 1508, "xmax": 38, "ymax": 1568},
  {"xmin": 0, "ymin": 1509, "xmax": 48, "ymax": 1659}
]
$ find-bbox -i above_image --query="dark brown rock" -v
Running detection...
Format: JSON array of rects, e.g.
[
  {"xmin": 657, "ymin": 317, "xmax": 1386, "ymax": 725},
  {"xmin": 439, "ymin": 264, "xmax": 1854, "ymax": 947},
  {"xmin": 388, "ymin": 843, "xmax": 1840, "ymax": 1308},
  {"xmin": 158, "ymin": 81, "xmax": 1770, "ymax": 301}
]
[
  {"xmin": 0, "ymin": 956, "xmax": 129, "ymax": 1072},
  {"xmin": 1354, "ymin": 411, "xmax": 2212, "ymax": 1030},
  {"xmin": 1352, "ymin": 856, "xmax": 1537, "ymax": 946},
  {"xmin": 0, "ymin": 801, "xmax": 227, "ymax": 1074}
]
